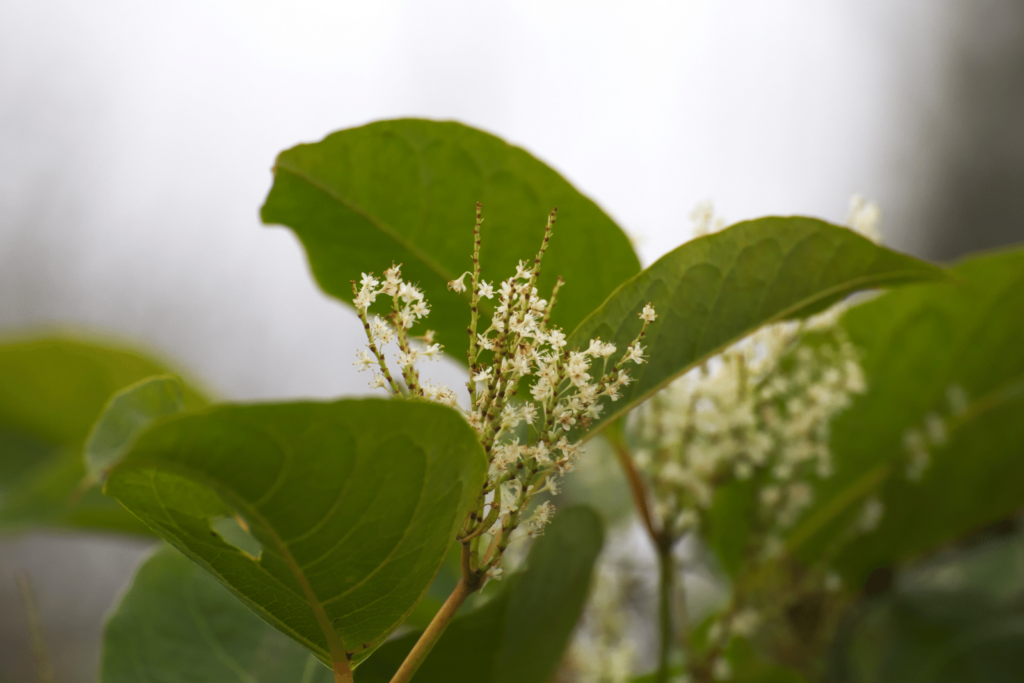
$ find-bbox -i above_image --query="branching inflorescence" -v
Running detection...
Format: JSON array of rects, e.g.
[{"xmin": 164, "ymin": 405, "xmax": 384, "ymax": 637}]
[{"xmin": 351, "ymin": 203, "xmax": 655, "ymax": 587}]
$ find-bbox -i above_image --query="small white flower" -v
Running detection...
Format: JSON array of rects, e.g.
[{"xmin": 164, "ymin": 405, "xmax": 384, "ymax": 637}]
[
  {"xmin": 626, "ymin": 342, "xmax": 647, "ymax": 364},
  {"xmin": 420, "ymin": 343, "xmax": 443, "ymax": 360},
  {"xmin": 382, "ymin": 264, "xmax": 402, "ymax": 295},
  {"xmin": 369, "ymin": 373, "xmax": 387, "ymax": 389},
  {"xmin": 399, "ymin": 282, "xmax": 423, "ymax": 303},
  {"xmin": 730, "ymin": 608, "xmax": 761, "ymax": 637},
  {"xmin": 359, "ymin": 273, "xmax": 379, "ymax": 290},
  {"xmin": 353, "ymin": 349, "xmax": 375, "ymax": 372},
  {"xmin": 859, "ymin": 496, "xmax": 884, "ymax": 532},
  {"xmin": 370, "ymin": 316, "xmax": 394, "ymax": 344},
  {"xmin": 485, "ymin": 566, "xmax": 503, "ymax": 581},
  {"xmin": 410, "ymin": 301, "xmax": 430, "ymax": 319},
  {"xmin": 514, "ymin": 260, "xmax": 532, "ymax": 280},
  {"xmin": 547, "ymin": 329, "xmax": 567, "ymax": 348},
  {"xmin": 640, "ymin": 303, "xmax": 657, "ymax": 323},
  {"xmin": 477, "ymin": 281, "xmax": 495, "ymax": 299},
  {"xmin": 396, "ymin": 350, "xmax": 419, "ymax": 367},
  {"xmin": 448, "ymin": 272, "xmax": 469, "ymax": 293},
  {"xmin": 472, "ymin": 367, "xmax": 493, "ymax": 383}
]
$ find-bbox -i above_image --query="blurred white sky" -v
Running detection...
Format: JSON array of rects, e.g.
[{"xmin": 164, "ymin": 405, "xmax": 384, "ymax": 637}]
[{"xmin": 0, "ymin": 0, "xmax": 956, "ymax": 401}]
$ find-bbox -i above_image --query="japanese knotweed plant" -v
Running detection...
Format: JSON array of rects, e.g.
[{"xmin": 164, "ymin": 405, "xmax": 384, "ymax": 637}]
[
  {"xmin": 3, "ymin": 119, "xmax": 989, "ymax": 683},
  {"xmin": 346, "ymin": 205, "xmax": 656, "ymax": 679}
]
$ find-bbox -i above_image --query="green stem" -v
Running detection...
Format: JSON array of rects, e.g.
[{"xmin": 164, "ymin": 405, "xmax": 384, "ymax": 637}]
[
  {"xmin": 655, "ymin": 537, "xmax": 675, "ymax": 683},
  {"xmin": 388, "ymin": 577, "xmax": 477, "ymax": 683}
]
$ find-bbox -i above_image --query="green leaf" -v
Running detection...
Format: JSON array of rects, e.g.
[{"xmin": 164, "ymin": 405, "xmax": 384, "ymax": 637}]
[
  {"xmin": 566, "ymin": 217, "xmax": 945, "ymax": 436},
  {"xmin": 260, "ymin": 119, "xmax": 641, "ymax": 364},
  {"xmin": 355, "ymin": 506, "xmax": 605, "ymax": 683},
  {"xmin": 707, "ymin": 477, "xmax": 757, "ymax": 577},
  {"xmin": 834, "ymin": 530, "xmax": 1024, "ymax": 683},
  {"xmin": 102, "ymin": 544, "xmax": 333, "ymax": 683},
  {"xmin": 85, "ymin": 375, "xmax": 185, "ymax": 482},
  {"xmin": 105, "ymin": 398, "xmax": 487, "ymax": 669},
  {"xmin": 0, "ymin": 337, "xmax": 207, "ymax": 535},
  {"xmin": 788, "ymin": 247, "xmax": 1024, "ymax": 583}
]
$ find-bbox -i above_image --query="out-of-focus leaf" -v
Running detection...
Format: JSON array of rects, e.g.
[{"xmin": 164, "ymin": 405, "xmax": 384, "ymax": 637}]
[
  {"xmin": 260, "ymin": 118, "xmax": 641, "ymax": 364},
  {"xmin": 707, "ymin": 478, "xmax": 757, "ymax": 577},
  {"xmin": 788, "ymin": 247, "xmax": 1024, "ymax": 583},
  {"xmin": 101, "ymin": 544, "xmax": 333, "ymax": 683},
  {"xmin": 833, "ymin": 529, "xmax": 1024, "ymax": 683},
  {"xmin": 0, "ymin": 337, "xmax": 206, "ymax": 535},
  {"xmin": 355, "ymin": 506, "xmax": 604, "ymax": 683},
  {"xmin": 105, "ymin": 398, "xmax": 487, "ymax": 669},
  {"xmin": 85, "ymin": 375, "xmax": 185, "ymax": 481},
  {"xmin": 567, "ymin": 217, "xmax": 945, "ymax": 437}
]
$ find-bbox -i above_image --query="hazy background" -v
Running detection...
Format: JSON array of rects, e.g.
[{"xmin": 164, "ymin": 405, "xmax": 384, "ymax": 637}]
[{"xmin": 2, "ymin": 1, "xmax": 1022, "ymax": 681}]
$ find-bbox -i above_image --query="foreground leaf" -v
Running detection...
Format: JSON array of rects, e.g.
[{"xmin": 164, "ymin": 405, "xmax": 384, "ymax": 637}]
[
  {"xmin": 567, "ymin": 217, "xmax": 945, "ymax": 436},
  {"xmin": 102, "ymin": 544, "xmax": 333, "ymax": 683},
  {"xmin": 106, "ymin": 398, "xmax": 487, "ymax": 668},
  {"xmin": 356, "ymin": 506, "xmax": 604, "ymax": 683},
  {"xmin": 788, "ymin": 246, "xmax": 1024, "ymax": 583},
  {"xmin": 0, "ymin": 337, "xmax": 206, "ymax": 534},
  {"xmin": 260, "ymin": 118, "xmax": 641, "ymax": 363},
  {"xmin": 85, "ymin": 375, "xmax": 185, "ymax": 481}
]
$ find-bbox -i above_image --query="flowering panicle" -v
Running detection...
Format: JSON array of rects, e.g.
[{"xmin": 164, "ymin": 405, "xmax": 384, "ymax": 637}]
[{"xmin": 352, "ymin": 202, "xmax": 656, "ymax": 583}]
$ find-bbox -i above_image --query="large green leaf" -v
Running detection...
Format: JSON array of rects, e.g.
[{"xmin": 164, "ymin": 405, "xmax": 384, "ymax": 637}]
[
  {"xmin": 105, "ymin": 398, "xmax": 487, "ymax": 669},
  {"xmin": 788, "ymin": 246, "xmax": 1024, "ymax": 583},
  {"xmin": 260, "ymin": 119, "xmax": 641, "ymax": 363},
  {"xmin": 355, "ymin": 506, "xmax": 604, "ymax": 683},
  {"xmin": 0, "ymin": 337, "xmax": 207, "ymax": 534},
  {"xmin": 566, "ymin": 217, "xmax": 946, "ymax": 436},
  {"xmin": 102, "ymin": 544, "xmax": 333, "ymax": 683}
]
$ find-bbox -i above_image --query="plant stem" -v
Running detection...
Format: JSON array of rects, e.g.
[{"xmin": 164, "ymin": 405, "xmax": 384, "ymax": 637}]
[
  {"xmin": 388, "ymin": 577, "xmax": 476, "ymax": 683},
  {"xmin": 604, "ymin": 421, "xmax": 660, "ymax": 545},
  {"xmin": 655, "ymin": 537, "xmax": 675, "ymax": 683}
]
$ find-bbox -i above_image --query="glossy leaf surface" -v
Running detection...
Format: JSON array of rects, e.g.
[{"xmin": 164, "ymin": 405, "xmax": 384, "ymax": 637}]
[
  {"xmin": 567, "ymin": 217, "xmax": 946, "ymax": 436},
  {"xmin": 102, "ymin": 544, "xmax": 333, "ymax": 683},
  {"xmin": 106, "ymin": 398, "xmax": 487, "ymax": 667},
  {"xmin": 260, "ymin": 118, "xmax": 641, "ymax": 363},
  {"xmin": 0, "ymin": 337, "xmax": 206, "ymax": 534},
  {"xmin": 356, "ymin": 506, "xmax": 604, "ymax": 683},
  {"xmin": 788, "ymin": 247, "xmax": 1024, "ymax": 582}
]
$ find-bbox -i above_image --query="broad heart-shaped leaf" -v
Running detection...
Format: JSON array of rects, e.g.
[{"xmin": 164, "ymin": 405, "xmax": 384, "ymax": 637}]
[
  {"xmin": 260, "ymin": 118, "xmax": 641, "ymax": 364},
  {"xmin": 85, "ymin": 375, "xmax": 185, "ymax": 481},
  {"xmin": 356, "ymin": 506, "xmax": 604, "ymax": 683},
  {"xmin": 566, "ymin": 217, "xmax": 946, "ymax": 436},
  {"xmin": 787, "ymin": 246, "xmax": 1024, "ymax": 584},
  {"xmin": 0, "ymin": 337, "xmax": 207, "ymax": 535},
  {"xmin": 105, "ymin": 398, "xmax": 487, "ymax": 669},
  {"xmin": 102, "ymin": 543, "xmax": 333, "ymax": 683}
]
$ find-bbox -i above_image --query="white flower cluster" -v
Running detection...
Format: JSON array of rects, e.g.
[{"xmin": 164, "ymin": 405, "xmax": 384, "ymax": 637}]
[
  {"xmin": 352, "ymin": 204, "xmax": 656, "ymax": 580},
  {"xmin": 901, "ymin": 383, "xmax": 966, "ymax": 481},
  {"xmin": 629, "ymin": 318, "xmax": 866, "ymax": 541},
  {"xmin": 566, "ymin": 561, "xmax": 638, "ymax": 683}
]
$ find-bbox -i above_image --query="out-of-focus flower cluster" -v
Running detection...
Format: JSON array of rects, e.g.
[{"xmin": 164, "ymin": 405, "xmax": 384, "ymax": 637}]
[
  {"xmin": 629, "ymin": 314, "xmax": 867, "ymax": 546},
  {"xmin": 351, "ymin": 204, "xmax": 655, "ymax": 581}
]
